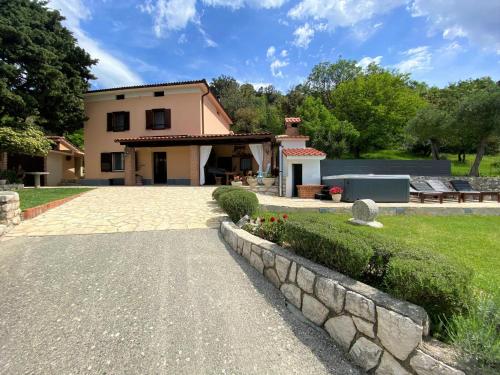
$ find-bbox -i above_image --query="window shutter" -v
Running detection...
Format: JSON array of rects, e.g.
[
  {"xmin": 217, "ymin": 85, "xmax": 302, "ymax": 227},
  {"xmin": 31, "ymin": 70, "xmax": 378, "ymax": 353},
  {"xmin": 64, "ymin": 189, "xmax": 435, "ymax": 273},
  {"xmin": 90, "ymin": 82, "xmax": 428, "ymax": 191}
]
[
  {"xmin": 135, "ymin": 151, "xmax": 139, "ymax": 171},
  {"xmin": 146, "ymin": 110, "xmax": 153, "ymax": 129},
  {"xmin": 100, "ymin": 153, "xmax": 112, "ymax": 172},
  {"xmin": 124, "ymin": 112, "xmax": 130, "ymax": 131},
  {"xmin": 107, "ymin": 113, "xmax": 113, "ymax": 131},
  {"xmin": 164, "ymin": 109, "xmax": 171, "ymax": 129}
]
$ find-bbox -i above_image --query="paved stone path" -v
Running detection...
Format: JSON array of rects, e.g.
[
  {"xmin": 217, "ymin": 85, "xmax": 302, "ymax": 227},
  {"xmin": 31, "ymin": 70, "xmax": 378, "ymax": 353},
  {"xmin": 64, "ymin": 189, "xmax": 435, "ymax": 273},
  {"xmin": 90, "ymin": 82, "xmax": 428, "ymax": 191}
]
[
  {"xmin": 4, "ymin": 187, "xmax": 224, "ymax": 238},
  {"xmin": 0, "ymin": 229, "xmax": 360, "ymax": 374}
]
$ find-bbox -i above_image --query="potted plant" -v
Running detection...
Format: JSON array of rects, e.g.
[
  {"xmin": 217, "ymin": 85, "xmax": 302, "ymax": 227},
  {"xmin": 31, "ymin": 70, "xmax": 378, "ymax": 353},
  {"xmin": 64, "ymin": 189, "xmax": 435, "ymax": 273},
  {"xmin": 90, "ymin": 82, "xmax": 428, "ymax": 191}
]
[
  {"xmin": 246, "ymin": 172, "xmax": 258, "ymax": 188},
  {"xmin": 329, "ymin": 186, "xmax": 343, "ymax": 203},
  {"xmin": 231, "ymin": 175, "xmax": 243, "ymax": 187},
  {"xmin": 262, "ymin": 172, "xmax": 276, "ymax": 188}
]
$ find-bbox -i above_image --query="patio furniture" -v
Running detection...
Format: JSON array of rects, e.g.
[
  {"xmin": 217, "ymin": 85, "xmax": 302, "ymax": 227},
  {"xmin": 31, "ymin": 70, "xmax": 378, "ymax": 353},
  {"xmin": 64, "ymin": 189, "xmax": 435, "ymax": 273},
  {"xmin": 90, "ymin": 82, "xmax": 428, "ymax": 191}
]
[
  {"xmin": 410, "ymin": 181, "xmax": 443, "ymax": 203},
  {"xmin": 25, "ymin": 171, "xmax": 49, "ymax": 188},
  {"xmin": 425, "ymin": 180, "xmax": 461, "ymax": 202},
  {"xmin": 224, "ymin": 171, "xmax": 238, "ymax": 185},
  {"xmin": 450, "ymin": 180, "xmax": 499, "ymax": 202}
]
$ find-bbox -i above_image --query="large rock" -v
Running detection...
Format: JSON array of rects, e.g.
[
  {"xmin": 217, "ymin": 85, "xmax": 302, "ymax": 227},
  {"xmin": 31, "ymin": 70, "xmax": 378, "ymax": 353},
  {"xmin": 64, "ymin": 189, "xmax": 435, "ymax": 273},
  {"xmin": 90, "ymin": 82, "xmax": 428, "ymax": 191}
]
[
  {"xmin": 352, "ymin": 316, "xmax": 375, "ymax": 339},
  {"xmin": 275, "ymin": 255, "xmax": 290, "ymax": 282},
  {"xmin": 301, "ymin": 295, "xmax": 328, "ymax": 326},
  {"xmin": 297, "ymin": 267, "xmax": 315, "ymax": 293},
  {"xmin": 352, "ymin": 199, "xmax": 379, "ymax": 221},
  {"xmin": 376, "ymin": 351, "xmax": 410, "ymax": 375},
  {"xmin": 377, "ymin": 307, "xmax": 422, "ymax": 361},
  {"xmin": 280, "ymin": 283, "xmax": 302, "ymax": 309},
  {"xmin": 349, "ymin": 337, "xmax": 383, "ymax": 371},
  {"xmin": 324, "ymin": 315, "xmax": 356, "ymax": 350},
  {"xmin": 315, "ymin": 277, "xmax": 345, "ymax": 314},
  {"xmin": 261, "ymin": 249, "xmax": 275, "ymax": 268},
  {"xmin": 410, "ymin": 350, "xmax": 465, "ymax": 375},
  {"xmin": 250, "ymin": 252, "xmax": 264, "ymax": 274},
  {"xmin": 345, "ymin": 291, "xmax": 375, "ymax": 322},
  {"xmin": 264, "ymin": 268, "xmax": 280, "ymax": 288},
  {"xmin": 288, "ymin": 262, "xmax": 297, "ymax": 283}
]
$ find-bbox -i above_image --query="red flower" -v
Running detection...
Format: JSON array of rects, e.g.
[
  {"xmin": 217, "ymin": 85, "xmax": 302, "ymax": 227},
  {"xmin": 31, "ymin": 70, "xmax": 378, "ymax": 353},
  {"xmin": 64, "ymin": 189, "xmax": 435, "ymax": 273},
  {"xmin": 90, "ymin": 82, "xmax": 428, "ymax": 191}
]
[
  {"xmin": 282, "ymin": 214, "xmax": 289, "ymax": 220},
  {"xmin": 329, "ymin": 186, "xmax": 343, "ymax": 195},
  {"xmin": 270, "ymin": 216, "xmax": 276, "ymax": 222}
]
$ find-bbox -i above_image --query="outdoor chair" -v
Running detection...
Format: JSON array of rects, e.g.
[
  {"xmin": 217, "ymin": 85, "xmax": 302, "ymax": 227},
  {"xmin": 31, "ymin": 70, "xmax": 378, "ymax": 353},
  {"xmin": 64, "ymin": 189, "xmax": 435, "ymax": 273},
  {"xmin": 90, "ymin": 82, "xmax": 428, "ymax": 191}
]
[
  {"xmin": 425, "ymin": 180, "xmax": 461, "ymax": 203},
  {"xmin": 410, "ymin": 181, "xmax": 443, "ymax": 203},
  {"xmin": 450, "ymin": 180, "xmax": 499, "ymax": 203}
]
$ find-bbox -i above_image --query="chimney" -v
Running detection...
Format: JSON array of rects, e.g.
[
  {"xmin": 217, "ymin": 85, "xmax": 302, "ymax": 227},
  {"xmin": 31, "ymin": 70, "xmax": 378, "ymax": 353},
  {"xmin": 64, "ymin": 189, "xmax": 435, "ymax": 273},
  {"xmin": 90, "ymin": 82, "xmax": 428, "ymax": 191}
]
[{"xmin": 284, "ymin": 117, "xmax": 301, "ymax": 136}]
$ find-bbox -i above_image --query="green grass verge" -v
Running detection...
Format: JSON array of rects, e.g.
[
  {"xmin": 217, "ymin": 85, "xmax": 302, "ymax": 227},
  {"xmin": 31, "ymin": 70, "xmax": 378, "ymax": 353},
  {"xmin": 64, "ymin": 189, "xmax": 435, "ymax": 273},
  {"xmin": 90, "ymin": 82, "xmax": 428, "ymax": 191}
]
[
  {"xmin": 19, "ymin": 188, "xmax": 93, "ymax": 211},
  {"xmin": 358, "ymin": 149, "xmax": 500, "ymax": 176},
  {"xmin": 261, "ymin": 212, "xmax": 500, "ymax": 300}
]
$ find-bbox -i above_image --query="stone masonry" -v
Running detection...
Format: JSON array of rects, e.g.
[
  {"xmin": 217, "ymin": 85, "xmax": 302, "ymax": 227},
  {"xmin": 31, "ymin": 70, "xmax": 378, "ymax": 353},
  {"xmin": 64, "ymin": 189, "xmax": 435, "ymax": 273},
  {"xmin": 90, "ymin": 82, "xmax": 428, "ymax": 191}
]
[
  {"xmin": 0, "ymin": 191, "xmax": 21, "ymax": 236},
  {"xmin": 220, "ymin": 220, "xmax": 466, "ymax": 375}
]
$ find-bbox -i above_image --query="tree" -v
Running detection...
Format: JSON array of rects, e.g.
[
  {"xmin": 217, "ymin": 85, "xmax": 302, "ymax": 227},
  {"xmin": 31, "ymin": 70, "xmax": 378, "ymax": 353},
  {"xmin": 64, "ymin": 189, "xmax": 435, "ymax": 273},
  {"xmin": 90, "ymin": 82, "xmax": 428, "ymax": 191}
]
[
  {"xmin": 297, "ymin": 96, "xmax": 359, "ymax": 158},
  {"xmin": 456, "ymin": 87, "xmax": 500, "ymax": 176},
  {"xmin": 0, "ymin": 116, "xmax": 51, "ymax": 155},
  {"xmin": 330, "ymin": 69, "xmax": 426, "ymax": 157},
  {"xmin": 0, "ymin": 0, "xmax": 95, "ymax": 155},
  {"xmin": 306, "ymin": 58, "xmax": 362, "ymax": 109},
  {"xmin": 407, "ymin": 106, "xmax": 452, "ymax": 160}
]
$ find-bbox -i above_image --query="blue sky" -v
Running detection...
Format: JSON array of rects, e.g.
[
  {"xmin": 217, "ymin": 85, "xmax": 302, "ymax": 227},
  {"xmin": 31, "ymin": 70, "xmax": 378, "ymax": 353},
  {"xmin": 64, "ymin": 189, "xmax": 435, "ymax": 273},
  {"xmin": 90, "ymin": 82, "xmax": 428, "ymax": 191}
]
[{"xmin": 49, "ymin": 0, "xmax": 500, "ymax": 91}]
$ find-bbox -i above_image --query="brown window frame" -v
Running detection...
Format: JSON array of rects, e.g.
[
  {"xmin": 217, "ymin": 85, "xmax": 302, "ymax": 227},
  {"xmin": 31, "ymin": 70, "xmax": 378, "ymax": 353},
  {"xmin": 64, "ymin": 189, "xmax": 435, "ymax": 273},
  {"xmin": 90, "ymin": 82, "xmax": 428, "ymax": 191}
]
[{"xmin": 146, "ymin": 108, "xmax": 171, "ymax": 130}]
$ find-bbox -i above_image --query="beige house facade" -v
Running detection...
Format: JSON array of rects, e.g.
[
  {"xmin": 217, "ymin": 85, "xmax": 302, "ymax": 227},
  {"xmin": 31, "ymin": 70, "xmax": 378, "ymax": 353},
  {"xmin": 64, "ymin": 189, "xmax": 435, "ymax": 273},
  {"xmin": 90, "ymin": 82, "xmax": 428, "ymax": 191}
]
[{"xmin": 83, "ymin": 80, "xmax": 274, "ymax": 186}]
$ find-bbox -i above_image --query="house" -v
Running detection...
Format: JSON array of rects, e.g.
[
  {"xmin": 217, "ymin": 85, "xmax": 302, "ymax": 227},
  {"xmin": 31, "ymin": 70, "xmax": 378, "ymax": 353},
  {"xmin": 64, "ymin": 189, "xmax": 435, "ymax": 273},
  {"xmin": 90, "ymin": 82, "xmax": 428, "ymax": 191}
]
[
  {"xmin": 1, "ymin": 136, "xmax": 84, "ymax": 186},
  {"xmin": 83, "ymin": 80, "xmax": 274, "ymax": 186}
]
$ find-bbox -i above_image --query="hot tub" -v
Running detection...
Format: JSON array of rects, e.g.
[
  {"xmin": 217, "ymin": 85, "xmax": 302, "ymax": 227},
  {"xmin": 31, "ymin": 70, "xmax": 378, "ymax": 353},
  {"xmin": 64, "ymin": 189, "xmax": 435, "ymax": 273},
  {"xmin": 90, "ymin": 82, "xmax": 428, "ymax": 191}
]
[{"xmin": 322, "ymin": 174, "xmax": 410, "ymax": 203}]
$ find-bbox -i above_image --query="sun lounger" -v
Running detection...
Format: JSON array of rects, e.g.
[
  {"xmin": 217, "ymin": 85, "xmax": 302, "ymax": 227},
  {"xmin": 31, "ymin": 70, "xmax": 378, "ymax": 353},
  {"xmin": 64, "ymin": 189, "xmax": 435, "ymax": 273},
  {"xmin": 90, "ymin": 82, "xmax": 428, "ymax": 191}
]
[
  {"xmin": 450, "ymin": 180, "xmax": 499, "ymax": 203},
  {"xmin": 425, "ymin": 180, "xmax": 461, "ymax": 202},
  {"xmin": 410, "ymin": 181, "xmax": 444, "ymax": 203}
]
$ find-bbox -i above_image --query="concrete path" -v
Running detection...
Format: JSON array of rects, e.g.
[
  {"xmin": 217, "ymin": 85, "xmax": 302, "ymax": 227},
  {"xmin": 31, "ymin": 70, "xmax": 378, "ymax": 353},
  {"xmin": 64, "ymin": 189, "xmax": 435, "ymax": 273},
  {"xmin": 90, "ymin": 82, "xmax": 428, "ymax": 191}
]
[{"xmin": 0, "ymin": 229, "xmax": 360, "ymax": 374}]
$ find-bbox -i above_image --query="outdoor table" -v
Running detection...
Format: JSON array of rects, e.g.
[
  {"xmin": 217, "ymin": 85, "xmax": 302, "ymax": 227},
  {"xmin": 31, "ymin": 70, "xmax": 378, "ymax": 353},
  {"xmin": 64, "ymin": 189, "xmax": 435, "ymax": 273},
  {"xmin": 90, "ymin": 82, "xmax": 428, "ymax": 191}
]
[{"xmin": 25, "ymin": 172, "xmax": 49, "ymax": 188}]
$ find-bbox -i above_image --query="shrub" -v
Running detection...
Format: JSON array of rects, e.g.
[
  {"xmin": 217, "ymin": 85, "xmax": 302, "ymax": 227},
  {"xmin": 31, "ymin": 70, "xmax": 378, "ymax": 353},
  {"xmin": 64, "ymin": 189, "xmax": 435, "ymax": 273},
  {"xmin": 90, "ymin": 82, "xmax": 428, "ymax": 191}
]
[
  {"xmin": 212, "ymin": 186, "xmax": 241, "ymax": 201},
  {"xmin": 249, "ymin": 214, "xmax": 288, "ymax": 245},
  {"xmin": 218, "ymin": 189, "xmax": 258, "ymax": 222},
  {"xmin": 446, "ymin": 296, "xmax": 500, "ymax": 373}
]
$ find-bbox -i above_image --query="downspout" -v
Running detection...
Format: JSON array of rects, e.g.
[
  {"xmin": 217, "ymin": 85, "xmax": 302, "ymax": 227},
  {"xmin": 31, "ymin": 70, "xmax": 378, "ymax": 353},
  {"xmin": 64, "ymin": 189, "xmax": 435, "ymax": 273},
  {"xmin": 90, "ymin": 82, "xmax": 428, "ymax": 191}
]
[
  {"xmin": 201, "ymin": 83, "xmax": 210, "ymax": 135},
  {"xmin": 278, "ymin": 143, "xmax": 283, "ymax": 197}
]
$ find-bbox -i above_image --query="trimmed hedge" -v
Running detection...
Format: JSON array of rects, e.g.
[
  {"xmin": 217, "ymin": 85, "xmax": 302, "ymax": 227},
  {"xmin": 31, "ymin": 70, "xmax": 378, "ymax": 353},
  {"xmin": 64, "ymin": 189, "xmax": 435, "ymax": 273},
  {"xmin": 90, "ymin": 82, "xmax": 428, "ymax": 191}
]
[
  {"xmin": 283, "ymin": 215, "xmax": 473, "ymax": 327},
  {"xmin": 212, "ymin": 186, "xmax": 242, "ymax": 202},
  {"xmin": 218, "ymin": 189, "xmax": 259, "ymax": 222}
]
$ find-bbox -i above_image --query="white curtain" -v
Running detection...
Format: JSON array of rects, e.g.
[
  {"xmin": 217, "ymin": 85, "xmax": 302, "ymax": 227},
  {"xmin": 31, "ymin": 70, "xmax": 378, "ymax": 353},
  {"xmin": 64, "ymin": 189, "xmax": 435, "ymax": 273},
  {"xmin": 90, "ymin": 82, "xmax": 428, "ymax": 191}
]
[
  {"xmin": 249, "ymin": 144, "xmax": 264, "ymax": 174},
  {"xmin": 199, "ymin": 145, "xmax": 212, "ymax": 185}
]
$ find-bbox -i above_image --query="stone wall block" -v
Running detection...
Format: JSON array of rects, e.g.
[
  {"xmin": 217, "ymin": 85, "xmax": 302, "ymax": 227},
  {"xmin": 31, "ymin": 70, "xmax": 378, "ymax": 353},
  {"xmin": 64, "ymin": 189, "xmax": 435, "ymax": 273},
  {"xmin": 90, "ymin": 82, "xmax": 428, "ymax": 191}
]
[
  {"xmin": 315, "ymin": 277, "xmax": 346, "ymax": 314},
  {"xmin": 275, "ymin": 255, "xmax": 290, "ymax": 282},
  {"xmin": 297, "ymin": 267, "xmax": 315, "ymax": 294},
  {"xmin": 288, "ymin": 262, "xmax": 297, "ymax": 283},
  {"xmin": 345, "ymin": 291, "xmax": 376, "ymax": 322},
  {"xmin": 352, "ymin": 316, "xmax": 375, "ymax": 339},
  {"xmin": 250, "ymin": 252, "xmax": 264, "ymax": 274},
  {"xmin": 410, "ymin": 350, "xmax": 465, "ymax": 375},
  {"xmin": 301, "ymin": 294, "xmax": 329, "ymax": 326},
  {"xmin": 375, "ymin": 351, "xmax": 411, "ymax": 375},
  {"xmin": 264, "ymin": 268, "xmax": 281, "ymax": 289},
  {"xmin": 242, "ymin": 241, "xmax": 252, "ymax": 261},
  {"xmin": 261, "ymin": 249, "xmax": 275, "ymax": 268},
  {"xmin": 324, "ymin": 315, "xmax": 356, "ymax": 350},
  {"xmin": 377, "ymin": 306, "xmax": 422, "ymax": 361},
  {"xmin": 251, "ymin": 244, "xmax": 262, "ymax": 256},
  {"xmin": 280, "ymin": 283, "xmax": 302, "ymax": 309},
  {"xmin": 349, "ymin": 337, "xmax": 383, "ymax": 372}
]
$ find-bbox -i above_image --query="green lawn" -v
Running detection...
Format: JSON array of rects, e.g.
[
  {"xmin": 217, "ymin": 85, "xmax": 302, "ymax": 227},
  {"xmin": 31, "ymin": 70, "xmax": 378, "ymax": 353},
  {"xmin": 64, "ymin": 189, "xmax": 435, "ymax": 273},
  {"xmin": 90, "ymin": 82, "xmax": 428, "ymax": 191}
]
[
  {"xmin": 19, "ymin": 188, "xmax": 93, "ymax": 210},
  {"xmin": 359, "ymin": 149, "xmax": 500, "ymax": 176},
  {"xmin": 266, "ymin": 212, "xmax": 500, "ymax": 299}
]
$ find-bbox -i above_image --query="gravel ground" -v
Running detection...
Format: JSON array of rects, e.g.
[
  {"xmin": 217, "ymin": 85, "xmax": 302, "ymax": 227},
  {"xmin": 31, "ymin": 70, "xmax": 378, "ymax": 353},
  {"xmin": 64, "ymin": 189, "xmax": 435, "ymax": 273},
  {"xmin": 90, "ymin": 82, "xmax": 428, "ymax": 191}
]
[{"xmin": 0, "ymin": 229, "xmax": 360, "ymax": 375}]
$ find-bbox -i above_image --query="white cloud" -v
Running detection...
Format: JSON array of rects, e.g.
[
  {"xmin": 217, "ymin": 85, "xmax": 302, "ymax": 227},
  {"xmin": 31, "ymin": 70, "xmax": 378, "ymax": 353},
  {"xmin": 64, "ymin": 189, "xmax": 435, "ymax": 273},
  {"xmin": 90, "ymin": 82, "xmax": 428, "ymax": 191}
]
[
  {"xmin": 395, "ymin": 46, "xmax": 432, "ymax": 73},
  {"xmin": 357, "ymin": 56, "xmax": 383, "ymax": 69},
  {"xmin": 48, "ymin": 0, "xmax": 142, "ymax": 88},
  {"xmin": 270, "ymin": 59, "xmax": 289, "ymax": 78},
  {"xmin": 409, "ymin": 0, "xmax": 500, "ymax": 53},
  {"xmin": 266, "ymin": 46, "xmax": 276, "ymax": 58},
  {"xmin": 139, "ymin": 0, "xmax": 197, "ymax": 37},
  {"xmin": 202, "ymin": 0, "xmax": 287, "ymax": 9},
  {"xmin": 293, "ymin": 23, "xmax": 315, "ymax": 48},
  {"xmin": 281, "ymin": 49, "xmax": 288, "ymax": 57}
]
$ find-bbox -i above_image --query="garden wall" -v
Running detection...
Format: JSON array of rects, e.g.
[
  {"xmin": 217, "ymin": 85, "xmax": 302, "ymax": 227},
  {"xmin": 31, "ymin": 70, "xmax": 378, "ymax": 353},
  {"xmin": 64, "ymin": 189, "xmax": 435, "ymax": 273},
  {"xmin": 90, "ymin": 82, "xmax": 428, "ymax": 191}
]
[
  {"xmin": 412, "ymin": 176, "xmax": 500, "ymax": 191},
  {"xmin": 0, "ymin": 191, "xmax": 21, "ymax": 236},
  {"xmin": 220, "ymin": 220, "xmax": 466, "ymax": 374}
]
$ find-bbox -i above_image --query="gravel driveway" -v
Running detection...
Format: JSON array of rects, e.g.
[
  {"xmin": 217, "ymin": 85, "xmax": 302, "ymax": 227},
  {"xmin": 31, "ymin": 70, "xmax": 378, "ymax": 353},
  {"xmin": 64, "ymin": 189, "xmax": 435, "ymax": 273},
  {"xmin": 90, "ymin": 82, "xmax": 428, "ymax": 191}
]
[{"xmin": 0, "ymin": 229, "xmax": 360, "ymax": 374}]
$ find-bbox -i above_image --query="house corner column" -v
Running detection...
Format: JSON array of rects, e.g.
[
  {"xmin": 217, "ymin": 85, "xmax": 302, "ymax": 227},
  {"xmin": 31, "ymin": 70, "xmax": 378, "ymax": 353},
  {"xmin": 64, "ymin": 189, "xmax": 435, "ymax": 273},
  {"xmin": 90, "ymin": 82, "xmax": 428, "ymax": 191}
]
[
  {"xmin": 189, "ymin": 145, "xmax": 200, "ymax": 186},
  {"xmin": 263, "ymin": 142, "xmax": 272, "ymax": 174},
  {"xmin": 124, "ymin": 146, "xmax": 136, "ymax": 186}
]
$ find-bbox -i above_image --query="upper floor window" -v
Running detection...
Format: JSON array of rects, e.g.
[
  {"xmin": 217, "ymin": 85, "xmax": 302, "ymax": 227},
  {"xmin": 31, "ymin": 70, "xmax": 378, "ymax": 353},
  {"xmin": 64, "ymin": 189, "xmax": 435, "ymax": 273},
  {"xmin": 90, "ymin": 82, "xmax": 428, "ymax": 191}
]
[
  {"xmin": 154, "ymin": 91, "xmax": 164, "ymax": 97},
  {"xmin": 116, "ymin": 94, "xmax": 125, "ymax": 100},
  {"xmin": 107, "ymin": 111, "xmax": 130, "ymax": 132},
  {"xmin": 146, "ymin": 109, "xmax": 171, "ymax": 130}
]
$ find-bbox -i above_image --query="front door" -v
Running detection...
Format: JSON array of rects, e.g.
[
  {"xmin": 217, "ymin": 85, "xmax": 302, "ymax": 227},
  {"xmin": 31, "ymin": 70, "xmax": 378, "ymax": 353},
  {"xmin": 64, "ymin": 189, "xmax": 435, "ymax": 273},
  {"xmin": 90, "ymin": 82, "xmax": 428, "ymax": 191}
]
[
  {"xmin": 292, "ymin": 163, "xmax": 302, "ymax": 197},
  {"xmin": 153, "ymin": 152, "xmax": 167, "ymax": 184}
]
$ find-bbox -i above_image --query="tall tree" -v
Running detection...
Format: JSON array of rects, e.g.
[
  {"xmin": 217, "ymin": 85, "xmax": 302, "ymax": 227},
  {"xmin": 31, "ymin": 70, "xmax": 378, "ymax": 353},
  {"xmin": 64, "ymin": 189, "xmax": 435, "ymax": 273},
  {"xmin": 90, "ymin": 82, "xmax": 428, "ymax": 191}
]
[
  {"xmin": 456, "ymin": 87, "xmax": 500, "ymax": 176},
  {"xmin": 0, "ymin": 0, "xmax": 95, "ymax": 155}
]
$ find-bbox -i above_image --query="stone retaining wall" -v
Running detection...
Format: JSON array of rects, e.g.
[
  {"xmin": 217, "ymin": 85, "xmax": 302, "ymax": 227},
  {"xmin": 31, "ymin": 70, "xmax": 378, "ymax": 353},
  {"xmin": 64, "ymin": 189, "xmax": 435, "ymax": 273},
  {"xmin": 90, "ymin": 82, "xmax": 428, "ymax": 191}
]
[
  {"xmin": 0, "ymin": 183, "xmax": 24, "ymax": 191},
  {"xmin": 412, "ymin": 176, "xmax": 500, "ymax": 191},
  {"xmin": 220, "ymin": 220, "xmax": 466, "ymax": 374},
  {"xmin": 0, "ymin": 191, "xmax": 21, "ymax": 236}
]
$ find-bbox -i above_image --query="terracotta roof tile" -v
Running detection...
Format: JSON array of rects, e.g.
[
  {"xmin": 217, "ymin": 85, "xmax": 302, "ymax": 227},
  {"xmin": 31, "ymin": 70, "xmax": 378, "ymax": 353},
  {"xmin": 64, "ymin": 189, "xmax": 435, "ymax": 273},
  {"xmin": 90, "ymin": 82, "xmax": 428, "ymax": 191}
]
[
  {"xmin": 284, "ymin": 117, "xmax": 301, "ymax": 123},
  {"xmin": 276, "ymin": 134, "xmax": 309, "ymax": 140},
  {"xmin": 115, "ymin": 132, "xmax": 272, "ymax": 143},
  {"xmin": 282, "ymin": 148, "xmax": 326, "ymax": 157}
]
